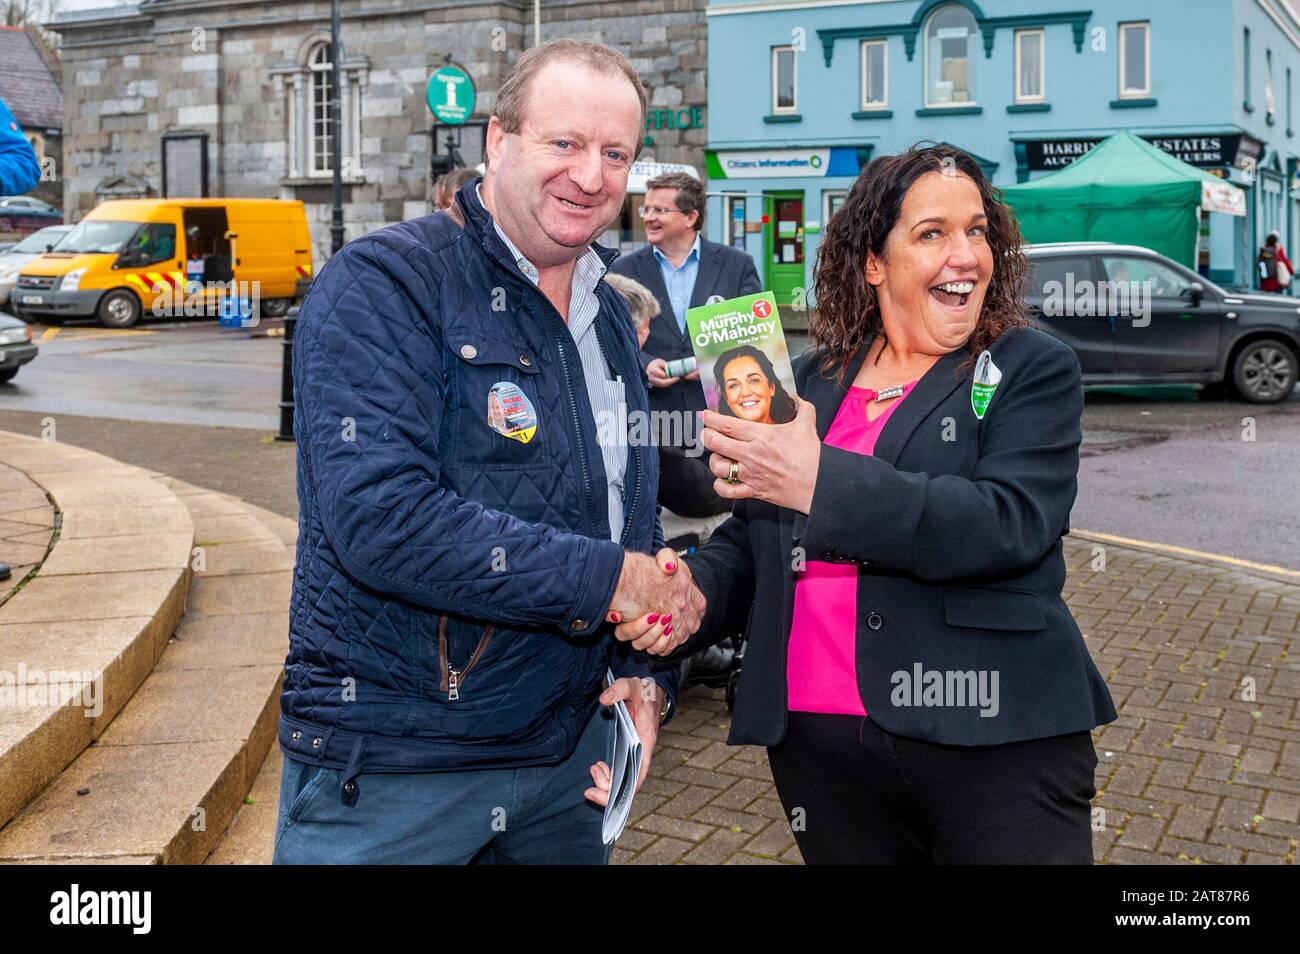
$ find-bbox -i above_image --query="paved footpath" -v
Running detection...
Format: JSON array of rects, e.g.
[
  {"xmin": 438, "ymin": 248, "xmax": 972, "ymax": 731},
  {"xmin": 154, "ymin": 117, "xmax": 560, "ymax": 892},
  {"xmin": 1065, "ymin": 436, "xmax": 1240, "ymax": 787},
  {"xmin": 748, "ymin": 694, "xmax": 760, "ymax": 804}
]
[{"xmin": 616, "ymin": 536, "xmax": 1300, "ymax": 865}]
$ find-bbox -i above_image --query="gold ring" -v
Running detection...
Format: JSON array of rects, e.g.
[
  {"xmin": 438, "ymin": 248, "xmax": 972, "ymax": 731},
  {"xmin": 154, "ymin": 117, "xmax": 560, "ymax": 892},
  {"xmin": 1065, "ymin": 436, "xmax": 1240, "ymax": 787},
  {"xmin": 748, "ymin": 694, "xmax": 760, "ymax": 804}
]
[{"xmin": 727, "ymin": 461, "xmax": 741, "ymax": 484}]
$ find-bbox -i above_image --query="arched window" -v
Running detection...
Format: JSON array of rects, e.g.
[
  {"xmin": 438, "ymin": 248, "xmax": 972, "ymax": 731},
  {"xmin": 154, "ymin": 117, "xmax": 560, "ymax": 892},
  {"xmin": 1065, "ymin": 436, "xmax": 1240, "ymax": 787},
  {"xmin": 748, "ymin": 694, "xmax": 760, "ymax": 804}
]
[
  {"xmin": 272, "ymin": 36, "xmax": 367, "ymax": 180},
  {"xmin": 309, "ymin": 43, "xmax": 336, "ymax": 176},
  {"xmin": 925, "ymin": 3, "xmax": 978, "ymax": 107}
]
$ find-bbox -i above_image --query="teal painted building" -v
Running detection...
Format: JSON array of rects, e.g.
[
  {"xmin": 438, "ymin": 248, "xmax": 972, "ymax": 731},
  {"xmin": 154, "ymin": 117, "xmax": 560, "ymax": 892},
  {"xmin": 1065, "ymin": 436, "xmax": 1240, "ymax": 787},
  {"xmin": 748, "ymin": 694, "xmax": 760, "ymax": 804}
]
[{"xmin": 705, "ymin": 0, "xmax": 1300, "ymax": 322}]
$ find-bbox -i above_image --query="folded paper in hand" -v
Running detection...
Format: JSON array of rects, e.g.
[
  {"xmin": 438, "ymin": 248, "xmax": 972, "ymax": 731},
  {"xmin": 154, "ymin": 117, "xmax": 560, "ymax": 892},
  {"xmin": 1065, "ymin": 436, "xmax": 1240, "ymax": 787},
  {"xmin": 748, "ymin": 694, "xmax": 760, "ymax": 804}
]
[{"xmin": 602, "ymin": 668, "xmax": 644, "ymax": 845}]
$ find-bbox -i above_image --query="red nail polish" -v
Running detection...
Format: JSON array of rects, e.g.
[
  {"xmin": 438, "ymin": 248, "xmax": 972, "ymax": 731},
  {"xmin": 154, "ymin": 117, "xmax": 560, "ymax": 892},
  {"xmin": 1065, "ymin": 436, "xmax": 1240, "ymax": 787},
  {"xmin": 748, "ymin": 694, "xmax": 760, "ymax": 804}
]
[
  {"xmin": 664, "ymin": 625, "xmax": 673, "ymax": 636},
  {"xmin": 608, "ymin": 611, "xmax": 621, "ymax": 623},
  {"xmin": 662, "ymin": 614, "xmax": 672, "ymax": 624},
  {"xmin": 664, "ymin": 562, "xmax": 676, "ymax": 572},
  {"xmin": 646, "ymin": 613, "xmax": 659, "ymax": 624}
]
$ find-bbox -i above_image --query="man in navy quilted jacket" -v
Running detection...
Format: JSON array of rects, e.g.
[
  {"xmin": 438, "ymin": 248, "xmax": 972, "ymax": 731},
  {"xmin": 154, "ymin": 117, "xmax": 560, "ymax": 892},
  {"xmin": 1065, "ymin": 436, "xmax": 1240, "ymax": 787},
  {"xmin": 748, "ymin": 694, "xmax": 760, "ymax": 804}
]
[{"xmin": 273, "ymin": 39, "xmax": 706, "ymax": 864}]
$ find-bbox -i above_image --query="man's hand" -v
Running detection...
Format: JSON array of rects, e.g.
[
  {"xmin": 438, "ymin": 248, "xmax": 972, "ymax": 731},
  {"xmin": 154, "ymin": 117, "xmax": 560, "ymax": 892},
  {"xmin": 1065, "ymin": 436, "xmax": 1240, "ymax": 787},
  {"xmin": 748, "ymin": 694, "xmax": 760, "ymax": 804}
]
[
  {"xmin": 646, "ymin": 357, "xmax": 681, "ymax": 389},
  {"xmin": 585, "ymin": 676, "xmax": 661, "ymax": 807},
  {"xmin": 607, "ymin": 547, "xmax": 705, "ymax": 643}
]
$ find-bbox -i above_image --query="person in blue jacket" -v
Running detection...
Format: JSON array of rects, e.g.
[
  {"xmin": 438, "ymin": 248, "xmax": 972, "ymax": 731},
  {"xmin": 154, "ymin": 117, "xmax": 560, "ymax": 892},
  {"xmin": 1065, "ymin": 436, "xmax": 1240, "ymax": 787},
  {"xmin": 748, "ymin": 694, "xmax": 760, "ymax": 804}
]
[
  {"xmin": 0, "ymin": 97, "xmax": 41, "ymax": 197},
  {"xmin": 273, "ymin": 39, "xmax": 706, "ymax": 865}
]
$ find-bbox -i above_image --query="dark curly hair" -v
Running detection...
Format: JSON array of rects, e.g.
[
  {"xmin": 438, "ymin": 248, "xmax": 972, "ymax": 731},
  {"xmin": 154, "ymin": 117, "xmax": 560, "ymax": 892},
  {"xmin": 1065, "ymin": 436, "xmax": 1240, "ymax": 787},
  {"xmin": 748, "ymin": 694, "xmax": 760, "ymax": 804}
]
[
  {"xmin": 712, "ymin": 344, "xmax": 798, "ymax": 424},
  {"xmin": 809, "ymin": 143, "xmax": 1028, "ymax": 383}
]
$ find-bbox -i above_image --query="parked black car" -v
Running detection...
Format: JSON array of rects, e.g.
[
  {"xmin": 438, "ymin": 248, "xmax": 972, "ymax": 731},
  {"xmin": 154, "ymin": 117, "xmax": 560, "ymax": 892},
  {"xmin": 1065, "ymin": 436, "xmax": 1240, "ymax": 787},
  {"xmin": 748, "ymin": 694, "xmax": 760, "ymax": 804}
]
[
  {"xmin": 0, "ymin": 310, "xmax": 37, "ymax": 383},
  {"xmin": 1025, "ymin": 242, "xmax": 1299, "ymax": 403}
]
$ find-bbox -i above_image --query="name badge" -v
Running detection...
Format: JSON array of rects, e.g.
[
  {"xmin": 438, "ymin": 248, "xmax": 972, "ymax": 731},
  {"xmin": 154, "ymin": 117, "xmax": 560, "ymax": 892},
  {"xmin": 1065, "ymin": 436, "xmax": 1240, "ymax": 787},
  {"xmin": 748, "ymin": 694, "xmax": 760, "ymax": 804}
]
[
  {"xmin": 487, "ymin": 381, "xmax": 538, "ymax": 444},
  {"xmin": 971, "ymin": 350, "xmax": 1002, "ymax": 420}
]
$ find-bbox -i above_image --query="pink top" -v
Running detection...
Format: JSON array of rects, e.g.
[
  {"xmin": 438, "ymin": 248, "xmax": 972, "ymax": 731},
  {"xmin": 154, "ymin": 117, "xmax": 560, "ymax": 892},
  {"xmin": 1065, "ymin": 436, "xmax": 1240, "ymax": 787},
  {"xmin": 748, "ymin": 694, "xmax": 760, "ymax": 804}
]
[{"xmin": 786, "ymin": 381, "xmax": 916, "ymax": 716}]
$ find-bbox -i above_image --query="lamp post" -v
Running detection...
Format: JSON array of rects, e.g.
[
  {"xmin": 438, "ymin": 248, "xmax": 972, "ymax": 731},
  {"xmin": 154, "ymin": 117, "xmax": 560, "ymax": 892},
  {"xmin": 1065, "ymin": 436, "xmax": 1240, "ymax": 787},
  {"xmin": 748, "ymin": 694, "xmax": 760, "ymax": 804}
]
[
  {"xmin": 277, "ymin": 0, "xmax": 343, "ymax": 442},
  {"xmin": 330, "ymin": 0, "xmax": 344, "ymax": 256}
]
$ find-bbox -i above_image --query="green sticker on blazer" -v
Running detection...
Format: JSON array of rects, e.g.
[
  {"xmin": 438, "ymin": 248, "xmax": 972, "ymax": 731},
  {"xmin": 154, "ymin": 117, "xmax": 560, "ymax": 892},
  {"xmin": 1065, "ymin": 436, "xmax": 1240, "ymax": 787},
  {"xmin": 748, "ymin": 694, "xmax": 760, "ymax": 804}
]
[
  {"xmin": 971, "ymin": 350, "xmax": 1002, "ymax": 420},
  {"xmin": 487, "ymin": 381, "xmax": 538, "ymax": 444}
]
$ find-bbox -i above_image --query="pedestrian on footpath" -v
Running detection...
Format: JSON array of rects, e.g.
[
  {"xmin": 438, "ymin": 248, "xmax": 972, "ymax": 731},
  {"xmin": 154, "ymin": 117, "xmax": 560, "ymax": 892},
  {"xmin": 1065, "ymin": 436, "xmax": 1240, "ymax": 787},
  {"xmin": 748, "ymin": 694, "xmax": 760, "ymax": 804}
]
[
  {"xmin": 1257, "ymin": 230, "xmax": 1294, "ymax": 293},
  {"xmin": 275, "ymin": 39, "xmax": 704, "ymax": 865}
]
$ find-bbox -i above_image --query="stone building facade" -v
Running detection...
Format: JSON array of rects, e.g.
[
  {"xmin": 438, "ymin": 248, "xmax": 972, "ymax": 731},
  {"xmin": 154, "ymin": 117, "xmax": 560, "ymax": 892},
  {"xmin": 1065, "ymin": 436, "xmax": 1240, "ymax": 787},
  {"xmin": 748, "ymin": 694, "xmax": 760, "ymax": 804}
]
[{"xmin": 49, "ymin": 0, "xmax": 708, "ymax": 264}]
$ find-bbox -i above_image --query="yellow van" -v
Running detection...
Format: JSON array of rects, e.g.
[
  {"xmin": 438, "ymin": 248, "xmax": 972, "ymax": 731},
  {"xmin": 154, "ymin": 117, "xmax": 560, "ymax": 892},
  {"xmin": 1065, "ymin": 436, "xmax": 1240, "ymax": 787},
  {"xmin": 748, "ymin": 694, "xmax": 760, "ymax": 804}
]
[{"xmin": 13, "ymin": 198, "xmax": 314, "ymax": 328}]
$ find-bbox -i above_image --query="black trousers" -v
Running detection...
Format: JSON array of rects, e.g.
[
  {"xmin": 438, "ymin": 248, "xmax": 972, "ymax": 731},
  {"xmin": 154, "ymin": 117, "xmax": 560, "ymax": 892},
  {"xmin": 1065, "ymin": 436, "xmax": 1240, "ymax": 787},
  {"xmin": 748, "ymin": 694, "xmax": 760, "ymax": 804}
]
[{"xmin": 767, "ymin": 712, "xmax": 1099, "ymax": 864}]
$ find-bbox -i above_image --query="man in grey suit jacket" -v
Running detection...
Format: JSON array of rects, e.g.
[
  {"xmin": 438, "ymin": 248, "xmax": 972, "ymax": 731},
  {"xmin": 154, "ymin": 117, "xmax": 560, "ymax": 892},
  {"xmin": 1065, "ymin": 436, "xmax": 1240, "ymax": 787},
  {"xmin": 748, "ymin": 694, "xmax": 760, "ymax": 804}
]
[{"xmin": 610, "ymin": 172, "xmax": 762, "ymax": 439}]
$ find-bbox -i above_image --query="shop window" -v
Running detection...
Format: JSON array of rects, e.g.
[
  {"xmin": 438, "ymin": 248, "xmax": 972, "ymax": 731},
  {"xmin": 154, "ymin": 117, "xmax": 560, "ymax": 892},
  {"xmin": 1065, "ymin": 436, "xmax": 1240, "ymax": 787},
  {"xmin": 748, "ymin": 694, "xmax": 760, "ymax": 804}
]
[
  {"xmin": 1118, "ymin": 22, "xmax": 1150, "ymax": 99},
  {"xmin": 724, "ymin": 194, "xmax": 748, "ymax": 249},
  {"xmin": 772, "ymin": 46, "xmax": 797, "ymax": 114},
  {"xmin": 1265, "ymin": 49, "xmax": 1276, "ymax": 124},
  {"xmin": 1243, "ymin": 27, "xmax": 1252, "ymax": 111},
  {"xmin": 925, "ymin": 3, "xmax": 977, "ymax": 107},
  {"xmin": 861, "ymin": 40, "xmax": 887, "ymax": 110},
  {"xmin": 1015, "ymin": 29, "xmax": 1045, "ymax": 103},
  {"xmin": 823, "ymin": 190, "xmax": 848, "ymax": 228}
]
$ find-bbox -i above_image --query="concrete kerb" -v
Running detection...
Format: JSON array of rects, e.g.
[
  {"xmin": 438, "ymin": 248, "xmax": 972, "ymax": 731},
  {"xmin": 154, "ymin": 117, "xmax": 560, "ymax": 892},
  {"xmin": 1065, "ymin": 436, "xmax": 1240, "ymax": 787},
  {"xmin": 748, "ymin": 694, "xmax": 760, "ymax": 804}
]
[{"xmin": 0, "ymin": 430, "xmax": 195, "ymax": 831}]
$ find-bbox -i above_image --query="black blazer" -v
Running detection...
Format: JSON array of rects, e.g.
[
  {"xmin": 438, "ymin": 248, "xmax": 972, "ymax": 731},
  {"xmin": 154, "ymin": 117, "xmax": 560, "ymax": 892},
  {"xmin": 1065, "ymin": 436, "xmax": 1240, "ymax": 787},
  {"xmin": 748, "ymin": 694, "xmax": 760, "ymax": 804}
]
[
  {"xmin": 677, "ymin": 326, "xmax": 1117, "ymax": 748},
  {"xmin": 609, "ymin": 237, "xmax": 762, "ymax": 421}
]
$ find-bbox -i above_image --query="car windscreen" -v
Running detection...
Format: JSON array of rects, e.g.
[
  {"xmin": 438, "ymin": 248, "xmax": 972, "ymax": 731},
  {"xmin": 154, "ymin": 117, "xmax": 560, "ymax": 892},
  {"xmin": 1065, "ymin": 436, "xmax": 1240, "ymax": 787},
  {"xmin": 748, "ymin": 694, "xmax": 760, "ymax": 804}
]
[
  {"xmin": 10, "ymin": 227, "xmax": 70, "ymax": 254},
  {"xmin": 53, "ymin": 220, "xmax": 140, "ymax": 254}
]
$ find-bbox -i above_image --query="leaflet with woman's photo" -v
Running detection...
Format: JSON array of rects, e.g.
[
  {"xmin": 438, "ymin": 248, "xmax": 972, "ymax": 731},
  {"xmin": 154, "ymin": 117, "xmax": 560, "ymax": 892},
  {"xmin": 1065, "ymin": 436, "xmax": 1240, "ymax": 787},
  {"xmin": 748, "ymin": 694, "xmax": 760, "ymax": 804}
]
[{"xmin": 685, "ymin": 291, "xmax": 798, "ymax": 425}]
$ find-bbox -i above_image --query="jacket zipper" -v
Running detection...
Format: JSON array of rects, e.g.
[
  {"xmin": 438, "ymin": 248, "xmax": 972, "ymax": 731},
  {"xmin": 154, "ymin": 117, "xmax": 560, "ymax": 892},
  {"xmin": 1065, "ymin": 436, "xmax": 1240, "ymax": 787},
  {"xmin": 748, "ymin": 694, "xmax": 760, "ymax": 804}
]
[
  {"xmin": 437, "ymin": 614, "xmax": 495, "ymax": 700},
  {"xmin": 592, "ymin": 303, "xmax": 640, "ymax": 547}
]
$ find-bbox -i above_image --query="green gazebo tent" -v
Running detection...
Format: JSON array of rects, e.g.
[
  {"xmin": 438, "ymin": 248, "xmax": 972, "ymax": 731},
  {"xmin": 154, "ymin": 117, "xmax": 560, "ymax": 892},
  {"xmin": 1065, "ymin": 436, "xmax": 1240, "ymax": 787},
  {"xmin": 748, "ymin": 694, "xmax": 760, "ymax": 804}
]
[{"xmin": 1000, "ymin": 130, "xmax": 1245, "ymax": 269}]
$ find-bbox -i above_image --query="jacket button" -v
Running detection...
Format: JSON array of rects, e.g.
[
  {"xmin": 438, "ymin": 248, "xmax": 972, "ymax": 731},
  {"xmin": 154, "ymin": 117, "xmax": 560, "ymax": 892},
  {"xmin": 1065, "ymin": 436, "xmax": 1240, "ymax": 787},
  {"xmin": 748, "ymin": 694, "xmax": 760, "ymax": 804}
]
[
  {"xmin": 343, "ymin": 780, "xmax": 357, "ymax": 795},
  {"xmin": 311, "ymin": 737, "xmax": 323, "ymax": 748},
  {"xmin": 460, "ymin": 344, "xmax": 477, "ymax": 360},
  {"xmin": 519, "ymin": 354, "xmax": 532, "ymax": 367},
  {"xmin": 571, "ymin": 619, "xmax": 588, "ymax": 632},
  {"xmin": 291, "ymin": 730, "xmax": 301, "ymax": 742},
  {"xmin": 867, "ymin": 613, "xmax": 883, "ymax": 630}
]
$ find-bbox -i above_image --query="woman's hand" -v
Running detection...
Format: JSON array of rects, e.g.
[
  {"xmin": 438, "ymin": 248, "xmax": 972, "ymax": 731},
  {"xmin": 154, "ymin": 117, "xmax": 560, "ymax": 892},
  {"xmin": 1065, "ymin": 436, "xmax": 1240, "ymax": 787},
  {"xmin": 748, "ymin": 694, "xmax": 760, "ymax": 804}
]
[
  {"xmin": 608, "ymin": 547, "xmax": 705, "ymax": 654},
  {"xmin": 614, "ymin": 609, "xmax": 685, "ymax": 656},
  {"xmin": 701, "ymin": 398, "xmax": 821, "ymax": 513}
]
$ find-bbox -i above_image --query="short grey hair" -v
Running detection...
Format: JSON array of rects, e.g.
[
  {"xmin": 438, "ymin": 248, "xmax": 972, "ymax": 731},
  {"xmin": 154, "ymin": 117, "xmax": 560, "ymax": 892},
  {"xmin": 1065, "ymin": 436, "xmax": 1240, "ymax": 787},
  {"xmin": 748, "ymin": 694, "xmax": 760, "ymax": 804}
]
[{"xmin": 604, "ymin": 273, "xmax": 659, "ymax": 333}]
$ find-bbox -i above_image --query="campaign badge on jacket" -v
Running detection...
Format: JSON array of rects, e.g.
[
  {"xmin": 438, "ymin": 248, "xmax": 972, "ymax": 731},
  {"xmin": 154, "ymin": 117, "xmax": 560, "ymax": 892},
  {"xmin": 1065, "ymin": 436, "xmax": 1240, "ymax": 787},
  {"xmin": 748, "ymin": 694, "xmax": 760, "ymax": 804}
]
[
  {"xmin": 487, "ymin": 381, "xmax": 538, "ymax": 444},
  {"xmin": 971, "ymin": 350, "xmax": 1002, "ymax": 420}
]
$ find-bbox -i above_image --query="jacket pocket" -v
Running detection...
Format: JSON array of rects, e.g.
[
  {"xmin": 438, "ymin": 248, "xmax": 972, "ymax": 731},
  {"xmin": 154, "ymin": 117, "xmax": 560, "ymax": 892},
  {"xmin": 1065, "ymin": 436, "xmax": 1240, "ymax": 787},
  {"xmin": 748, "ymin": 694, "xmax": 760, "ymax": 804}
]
[
  {"xmin": 434, "ymin": 613, "xmax": 496, "ymax": 701},
  {"xmin": 943, "ymin": 587, "xmax": 1047, "ymax": 631},
  {"xmin": 445, "ymin": 332, "xmax": 546, "ymax": 469}
]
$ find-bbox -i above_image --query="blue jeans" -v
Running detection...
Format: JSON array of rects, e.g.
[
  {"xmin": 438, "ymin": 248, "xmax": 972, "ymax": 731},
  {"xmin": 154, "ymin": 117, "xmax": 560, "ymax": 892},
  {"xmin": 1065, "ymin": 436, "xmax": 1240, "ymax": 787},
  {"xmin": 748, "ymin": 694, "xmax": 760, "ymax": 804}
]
[{"xmin": 272, "ymin": 705, "xmax": 616, "ymax": 864}]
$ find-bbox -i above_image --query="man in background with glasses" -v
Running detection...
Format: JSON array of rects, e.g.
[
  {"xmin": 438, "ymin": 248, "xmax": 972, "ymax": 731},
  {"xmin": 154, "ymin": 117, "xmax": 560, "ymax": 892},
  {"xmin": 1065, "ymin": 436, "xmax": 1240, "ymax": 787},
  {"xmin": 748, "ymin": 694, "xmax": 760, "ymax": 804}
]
[{"xmin": 615, "ymin": 173, "xmax": 760, "ymax": 412}]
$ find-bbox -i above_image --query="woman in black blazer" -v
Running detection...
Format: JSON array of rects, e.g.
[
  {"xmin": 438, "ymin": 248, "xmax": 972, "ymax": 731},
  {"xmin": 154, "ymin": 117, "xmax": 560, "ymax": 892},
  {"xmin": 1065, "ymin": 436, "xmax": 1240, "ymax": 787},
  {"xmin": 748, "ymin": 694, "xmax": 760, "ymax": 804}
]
[{"xmin": 615, "ymin": 145, "xmax": 1116, "ymax": 864}]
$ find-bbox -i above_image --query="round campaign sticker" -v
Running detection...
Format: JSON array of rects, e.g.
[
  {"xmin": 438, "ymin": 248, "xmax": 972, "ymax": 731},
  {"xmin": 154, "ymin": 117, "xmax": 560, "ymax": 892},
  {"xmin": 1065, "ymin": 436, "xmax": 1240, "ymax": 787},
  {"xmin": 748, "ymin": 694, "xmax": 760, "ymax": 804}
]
[{"xmin": 487, "ymin": 381, "xmax": 538, "ymax": 444}]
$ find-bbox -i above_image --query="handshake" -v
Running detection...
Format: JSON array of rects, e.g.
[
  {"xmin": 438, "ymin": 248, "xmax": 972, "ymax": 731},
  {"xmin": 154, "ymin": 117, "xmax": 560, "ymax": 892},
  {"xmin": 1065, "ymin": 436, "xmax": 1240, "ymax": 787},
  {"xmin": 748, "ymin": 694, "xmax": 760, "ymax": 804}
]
[{"xmin": 604, "ymin": 548, "xmax": 707, "ymax": 656}]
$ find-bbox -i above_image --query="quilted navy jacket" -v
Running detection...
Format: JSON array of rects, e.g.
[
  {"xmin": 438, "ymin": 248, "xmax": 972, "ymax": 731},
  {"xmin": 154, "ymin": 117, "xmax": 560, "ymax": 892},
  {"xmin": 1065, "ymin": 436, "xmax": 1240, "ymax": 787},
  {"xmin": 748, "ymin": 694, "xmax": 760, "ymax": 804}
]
[{"xmin": 280, "ymin": 177, "xmax": 674, "ymax": 789}]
